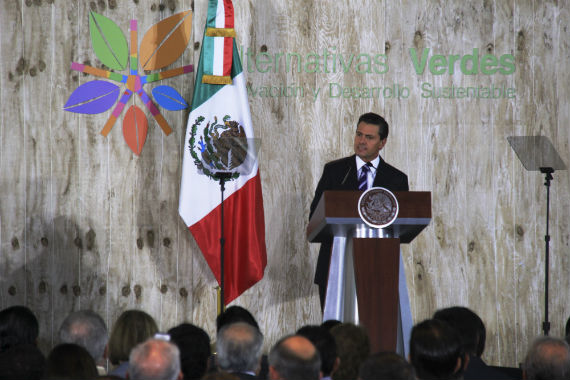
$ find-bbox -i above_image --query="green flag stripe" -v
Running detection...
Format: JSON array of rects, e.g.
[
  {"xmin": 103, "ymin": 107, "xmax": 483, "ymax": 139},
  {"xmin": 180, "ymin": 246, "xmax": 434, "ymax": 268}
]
[{"xmin": 190, "ymin": 37, "xmax": 243, "ymax": 111}]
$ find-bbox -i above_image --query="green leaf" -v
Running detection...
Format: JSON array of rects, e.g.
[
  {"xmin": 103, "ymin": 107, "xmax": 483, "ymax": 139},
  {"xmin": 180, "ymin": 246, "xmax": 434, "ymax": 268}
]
[{"xmin": 89, "ymin": 12, "xmax": 128, "ymax": 71}]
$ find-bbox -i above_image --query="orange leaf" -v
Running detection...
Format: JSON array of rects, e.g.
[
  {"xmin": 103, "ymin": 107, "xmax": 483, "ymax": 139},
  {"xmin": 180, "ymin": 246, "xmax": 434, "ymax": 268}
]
[
  {"xmin": 123, "ymin": 105, "xmax": 148, "ymax": 155},
  {"xmin": 140, "ymin": 11, "xmax": 192, "ymax": 71}
]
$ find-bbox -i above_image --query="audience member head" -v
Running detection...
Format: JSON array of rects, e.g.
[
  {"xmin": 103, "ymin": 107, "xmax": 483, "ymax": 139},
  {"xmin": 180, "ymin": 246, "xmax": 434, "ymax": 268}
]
[
  {"xmin": 358, "ymin": 351, "xmax": 415, "ymax": 380},
  {"xmin": 0, "ymin": 344, "xmax": 45, "ymax": 380},
  {"xmin": 216, "ymin": 306, "xmax": 259, "ymax": 332},
  {"xmin": 330, "ymin": 323, "xmax": 370, "ymax": 380},
  {"xmin": 168, "ymin": 323, "xmax": 211, "ymax": 380},
  {"xmin": 128, "ymin": 338, "xmax": 182, "ymax": 380},
  {"xmin": 320, "ymin": 320, "xmax": 341, "ymax": 332},
  {"xmin": 296, "ymin": 325, "xmax": 338, "ymax": 378},
  {"xmin": 523, "ymin": 336, "xmax": 570, "ymax": 380},
  {"xmin": 44, "ymin": 343, "xmax": 98, "ymax": 379},
  {"xmin": 268, "ymin": 335, "xmax": 321, "ymax": 380},
  {"xmin": 433, "ymin": 306, "xmax": 486, "ymax": 357},
  {"xmin": 409, "ymin": 318, "xmax": 465, "ymax": 380},
  {"xmin": 216, "ymin": 322, "xmax": 263, "ymax": 374},
  {"xmin": 565, "ymin": 317, "xmax": 570, "ymax": 345},
  {"xmin": 58, "ymin": 309, "xmax": 108, "ymax": 364},
  {"xmin": 0, "ymin": 305, "xmax": 39, "ymax": 352},
  {"xmin": 108, "ymin": 309, "xmax": 158, "ymax": 365}
]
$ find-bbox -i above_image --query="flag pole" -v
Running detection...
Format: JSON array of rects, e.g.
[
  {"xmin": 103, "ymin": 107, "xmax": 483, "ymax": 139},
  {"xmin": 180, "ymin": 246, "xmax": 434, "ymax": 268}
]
[{"xmin": 215, "ymin": 171, "xmax": 233, "ymax": 313}]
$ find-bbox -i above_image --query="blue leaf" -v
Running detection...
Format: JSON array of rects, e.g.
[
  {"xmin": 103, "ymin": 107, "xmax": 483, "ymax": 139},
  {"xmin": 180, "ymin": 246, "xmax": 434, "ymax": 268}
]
[{"xmin": 152, "ymin": 85, "xmax": 188, "ymax": 111}]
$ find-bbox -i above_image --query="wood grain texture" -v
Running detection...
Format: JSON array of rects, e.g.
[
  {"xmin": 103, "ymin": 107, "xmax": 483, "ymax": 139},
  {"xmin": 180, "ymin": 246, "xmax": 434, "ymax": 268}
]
[{"xmin": 0, "ymin": 0, "xmax": 569, "ymax": 366}]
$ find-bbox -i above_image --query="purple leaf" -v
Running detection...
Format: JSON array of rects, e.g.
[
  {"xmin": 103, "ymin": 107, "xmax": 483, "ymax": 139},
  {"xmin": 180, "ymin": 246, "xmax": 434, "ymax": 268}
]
[{"xmin": 64, "ymin": 80, "xmax": 120, "ymax": 114}]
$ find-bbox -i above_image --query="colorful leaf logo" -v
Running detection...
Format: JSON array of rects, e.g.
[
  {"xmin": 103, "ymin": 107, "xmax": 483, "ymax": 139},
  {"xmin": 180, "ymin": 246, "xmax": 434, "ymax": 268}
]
[{"xmin": 64, "ymin": 11, "xmax": 194, "ymax": 155}]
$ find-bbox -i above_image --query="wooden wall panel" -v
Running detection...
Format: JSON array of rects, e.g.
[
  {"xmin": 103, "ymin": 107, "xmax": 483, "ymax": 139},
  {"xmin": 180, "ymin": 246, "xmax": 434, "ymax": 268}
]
[
  {"xmin": 0, "ymin": 0, "xmax": 569, "ymax": 367},
  {"xmin": 492, "ymin": 0, "xmax": 518, "ymax": 367},
  {"xmin": 46, "ymin": 0, "xmax": 83, "ymax": 351},
  {"xmin": 0, "ymin": 0, "xmax": 27, "ymax": 312}
]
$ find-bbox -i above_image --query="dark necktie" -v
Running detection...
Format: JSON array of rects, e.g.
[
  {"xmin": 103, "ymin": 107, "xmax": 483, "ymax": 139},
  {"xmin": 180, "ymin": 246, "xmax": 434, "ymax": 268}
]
[{"xmin": 358, "ymin": 163, "xmax": 372, "ymax": 190}]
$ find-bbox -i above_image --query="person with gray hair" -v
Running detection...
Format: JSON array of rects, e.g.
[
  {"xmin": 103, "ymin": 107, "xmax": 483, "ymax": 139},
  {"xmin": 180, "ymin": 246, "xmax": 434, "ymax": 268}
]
[
  {"xmin": 524, "ymin": 336, "xmax": 570, "ymax": 380},
  {"xmin": 268, "ymin": 335, "xmax": 321, "ymax": 380},
  {"xmin": 58, "ymin": 309, "xmax": 108, "ymax": 374},
  {"xmin": 128, "ymin": 338, "xmax": 182, "ymax": 380},
  {"xmin": 216, "ymin": 322, "xmax": 264, "ymax": 379}
]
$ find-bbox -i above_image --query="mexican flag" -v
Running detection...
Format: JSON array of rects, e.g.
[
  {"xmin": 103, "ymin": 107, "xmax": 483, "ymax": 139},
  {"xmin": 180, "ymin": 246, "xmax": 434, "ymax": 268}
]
[{"xmin": 179, "ymin": 0, "xmax": 267, "ymax": 305}]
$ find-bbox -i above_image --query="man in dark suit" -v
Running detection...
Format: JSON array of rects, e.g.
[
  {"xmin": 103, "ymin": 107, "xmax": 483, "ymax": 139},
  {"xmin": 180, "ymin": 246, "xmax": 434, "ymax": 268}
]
[
  {"xmin": 433, "ymin": 306, "xmax": 518, "ymax": 380},
  {"xmin": 309, "ymin": 112, "xmax": 409, "ymax": 309}
]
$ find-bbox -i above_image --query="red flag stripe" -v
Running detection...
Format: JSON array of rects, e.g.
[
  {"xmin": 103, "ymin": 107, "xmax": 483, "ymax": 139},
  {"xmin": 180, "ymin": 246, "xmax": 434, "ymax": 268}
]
[{"xmin": 189, "ymin": 174, "xmax": 266, "ymax": 304}]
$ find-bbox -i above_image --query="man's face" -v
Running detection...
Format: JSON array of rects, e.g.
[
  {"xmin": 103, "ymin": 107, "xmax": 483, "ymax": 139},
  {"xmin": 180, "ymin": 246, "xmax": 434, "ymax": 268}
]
[{"xmin": 353, "ymin": 121, "xmax": 387, "ymax": 162}]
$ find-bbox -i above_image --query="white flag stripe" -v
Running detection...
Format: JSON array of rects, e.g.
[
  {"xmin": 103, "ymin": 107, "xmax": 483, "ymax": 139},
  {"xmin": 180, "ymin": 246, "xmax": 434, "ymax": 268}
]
[
  {"xmin": 215, "ymin": 0, "xmax": 225, "ymax": 28},
  {"xmin": 178, "ymin": 71, "xmax": 258, "ymax": 227},
  {"xmin": 213, "ymin": 36, "xmax": 225, "ymax": 76}
]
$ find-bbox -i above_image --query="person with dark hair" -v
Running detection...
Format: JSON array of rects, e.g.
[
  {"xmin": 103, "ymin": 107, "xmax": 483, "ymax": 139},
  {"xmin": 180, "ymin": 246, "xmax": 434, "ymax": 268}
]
[
  {"xmin": 409, "ymin": 318, "xmax": 465, "ymax": 380},
  {"xmin": 268, "ymin": 335, "xmax": 320, "ymax": 380},
  {"xmin": 358, "ymin": 351, "xmax": 415, "ymax": 380},
  {"xmin": 168, "ymin": 323, "xmax": 211, "ymax": 380},
  {"xmin": 107, "ymin": 309, "xmax": 158, "ymax": 378},
  {"xmin": 320, "ymin": 320, "xmax": 341, "ymax": 332},
  {"xmin": 216, "ymin": 306, "xmax": 260, "ymax": 332},
  {"xmin": 216, "ymin": 322, "xmax": 263, "ymax": 379},
  {"xmin": 296, "ymin": 325, "xmax": 339, "ymax": 380},
  {"xmin": 433, "ymin": 306, "xmax": 514, "ymax": 379},
  {"xmin": 0, "ymin": 305, "xmax": 39, "ymax": 352},
  {"xmin": 309, "ymin": 112, "xmax": 409, "ymax": 308},
  {"xmin": 523, "ymin": 336, "xmax": 570, "ymax": 380},
  {"xmin": 128, "ymin": 338, "xmax": 183, "ymax": 380},
  {"xmin": 330, "ymin": 323, "xmax": 370, "ymax": 380},
  {"xmin": 58, "ymin": 309, "xmax": 108, "ymax": 375},
  {"xmin": 0, "ymin": 344, "xmax": 45, "ymax": 380},
  {"xmin": 43, "ymin": 343, "xmax": 99, "ymax": 380}
]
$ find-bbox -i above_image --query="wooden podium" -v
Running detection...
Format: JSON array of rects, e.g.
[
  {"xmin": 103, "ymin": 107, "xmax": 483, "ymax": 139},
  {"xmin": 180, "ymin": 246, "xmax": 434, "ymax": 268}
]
[{"xmin": 307, "ymin": 190, "xmax": 431, "ymax": 353}]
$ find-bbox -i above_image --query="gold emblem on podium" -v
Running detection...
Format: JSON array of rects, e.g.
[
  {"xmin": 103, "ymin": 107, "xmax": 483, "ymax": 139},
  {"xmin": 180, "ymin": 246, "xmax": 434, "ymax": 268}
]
[{"xmin": 358, "ymin": 187, "xmax": 399, "ymax": 228}]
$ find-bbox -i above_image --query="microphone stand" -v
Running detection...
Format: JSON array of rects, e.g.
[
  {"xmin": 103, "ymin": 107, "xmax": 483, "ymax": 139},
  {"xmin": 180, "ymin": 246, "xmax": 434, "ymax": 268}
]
[
  {"xmin": 540, "ymin": 167, "xmax": 554, "ymax": 336},
  {"xmin": 215, "ymin": 171, "xmax": 233, "ymax": 313}
]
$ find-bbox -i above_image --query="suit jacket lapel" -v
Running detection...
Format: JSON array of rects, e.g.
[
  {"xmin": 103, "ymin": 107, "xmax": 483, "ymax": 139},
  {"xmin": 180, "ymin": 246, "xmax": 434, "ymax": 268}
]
[
  {"xmin": 372, "ymin": 157, "xmax": 389, "ymax": 188},
  {"xmin": 344, "ymin": 155, "xmax": 359, "ymax": 189}
]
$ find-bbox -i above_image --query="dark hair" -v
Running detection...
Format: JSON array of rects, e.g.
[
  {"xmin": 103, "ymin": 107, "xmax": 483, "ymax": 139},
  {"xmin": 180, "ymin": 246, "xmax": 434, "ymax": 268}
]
[
  {"xmin": 357, "ymin": 112, "xmax": 389, "ymax": 140},
  {"xmin": 58, "ymin": 309, "xmax": 108, "ymax": 362},
  {"xmin": 108, "ymin": 309, "xmax": 158, "ymax": 365},
  {"xmin": 168, "ymin": 323, "xmax": 211, "ymax": 380},
  {"xmin": 269, "ymin": 335, "xmax": 321, "ymax": 380},
  {"xmin": 44, "ymin": 343, "xmax": 98, "ymax": 379},
  {"xmin": 216, "ymin": 306, "xmax": 259, "ymax": 332},
  {"xmin": 433, "ymin": 306, "xmax": 486, "ymax": 356},
  {"xmin": 296, "ymin": 325, "xmax": 337, "ymax": 376},
  {"xmin": 524, "ymin": 336, "xmax": 570, "ymax": 380},
  {"xmin": 0, "ymin": 344, "xmax": 45, "ymax": 380},
  {"xmin": 330, "ymin": 323, "xmax": 370, "ymax": 380},
  {"xmin": 359, "ymin": 351, "xmax": 415, "ymax": 380},
  {"xmin": 320, "ymin": 319, "xmax": 341, "ymax": 332},
  {"xmin": 409, "ymin": 319, "xmax": 464, "ymax": 380},
  {"xmin": 0, "ymin": 305, "xmax": 39, "ymax": 352}
]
